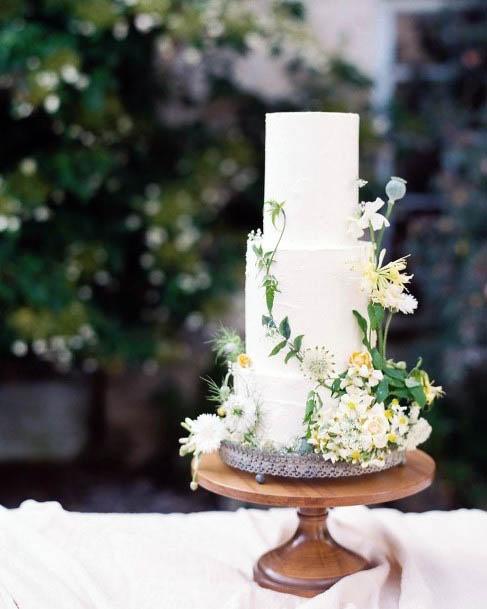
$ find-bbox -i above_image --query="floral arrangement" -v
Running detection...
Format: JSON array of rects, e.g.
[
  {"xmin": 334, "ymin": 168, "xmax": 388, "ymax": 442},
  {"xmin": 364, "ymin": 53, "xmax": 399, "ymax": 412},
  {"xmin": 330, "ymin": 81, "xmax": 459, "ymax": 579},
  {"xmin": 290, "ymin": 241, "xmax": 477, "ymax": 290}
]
[{"xmin": 180, "ymin": 177, "xmax": 443, "ymax": 486}]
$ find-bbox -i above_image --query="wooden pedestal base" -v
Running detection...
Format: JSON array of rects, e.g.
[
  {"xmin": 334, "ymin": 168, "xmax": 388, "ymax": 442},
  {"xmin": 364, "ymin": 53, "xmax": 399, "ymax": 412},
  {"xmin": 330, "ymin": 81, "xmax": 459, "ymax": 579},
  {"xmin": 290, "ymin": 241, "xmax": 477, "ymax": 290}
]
[
  {"xmin": 197, "ymin": 451, "xmax": 434, "ymax": 598},
  {"xmin": 253, "ymin": 507, "xmax": 369, "ymax": 597}
]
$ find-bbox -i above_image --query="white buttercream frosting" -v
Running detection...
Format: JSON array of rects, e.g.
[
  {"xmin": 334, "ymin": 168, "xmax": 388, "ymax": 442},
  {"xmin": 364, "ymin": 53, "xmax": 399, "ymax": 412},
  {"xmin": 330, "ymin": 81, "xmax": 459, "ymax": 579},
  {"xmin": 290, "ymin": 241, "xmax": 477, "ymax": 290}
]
[{"xmin": 237, "ymin": 112, "xmax": 369, "ymax": 447}]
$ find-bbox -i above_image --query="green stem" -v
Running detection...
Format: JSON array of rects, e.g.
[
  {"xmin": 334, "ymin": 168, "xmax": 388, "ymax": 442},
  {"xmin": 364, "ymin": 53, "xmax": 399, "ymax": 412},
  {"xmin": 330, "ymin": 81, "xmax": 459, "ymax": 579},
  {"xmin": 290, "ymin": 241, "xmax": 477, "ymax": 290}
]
[
  {"xmin": 375, "ymin": 200, "xmax": 394, "ymax": 263},
  {"xmin": 377, "ymin": 321, "xmax": 383, "ymax": 355},
  {"xmin": 368, "ymin": 221, "xmax": 376, "ymax": 254},
  {"xmin": 382, "ymin": 311, "xmax": 393, "ymax": 359},
  {"xmin": 266, "ymin": 209, "xmax": 286, "ymax": 276}
]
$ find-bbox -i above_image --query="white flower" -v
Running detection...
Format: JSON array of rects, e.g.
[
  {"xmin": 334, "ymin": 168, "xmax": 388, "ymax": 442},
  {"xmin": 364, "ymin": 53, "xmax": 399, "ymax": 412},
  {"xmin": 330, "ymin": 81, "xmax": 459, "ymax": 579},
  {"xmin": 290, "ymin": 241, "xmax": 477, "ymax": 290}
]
[
  {"xmin": 180, "ymin": 414, "xmax": 226, "ymax": 455},
  {"xmin": 359, "ymin": 198, "xmax": 390, "ymax": 232},
  {"xmin": 381, "ymin": 284, "xmax": 418, "ymax": 314},
  {"xmin": 409, "ymin": 405, "xmax": 420, "ymax": 421},
  {"xmin": 363, "ymin": 404, "xmax": 390, "ymax": 448},
  {"xmin": 406, "ymin": 418, "xmax": 432, "ymax": 450},
  {"xmin": 348, "ymin": 212, "xmax": 365, "ymax": 239},
  {"xmin": 223, "ymin": 394, "xmax": 258, "ymax": 437},
  {"xmin": 367, "ymin": 369, "xmax": 384, "ymax": 387},
  {"xmin": 300, "ymin": 346, "xmax": 335, "ymax": 384}
]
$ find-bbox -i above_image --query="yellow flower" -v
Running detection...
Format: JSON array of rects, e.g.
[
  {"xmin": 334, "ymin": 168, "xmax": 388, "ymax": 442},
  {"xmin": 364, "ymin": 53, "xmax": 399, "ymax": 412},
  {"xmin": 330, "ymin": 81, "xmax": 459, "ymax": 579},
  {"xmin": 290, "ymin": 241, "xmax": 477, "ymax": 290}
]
[
  {"xmin": 384, "ymin": 409, "xmax": 393, "ymax": 421},
  {"xmin": 419, "ymin": 371, "xmax": 445, "ymax": 405},
  {"xmin": 387, "ymin": 432, "xmax": 398, "ymax": 443},
  {"xmin": 351, "ymin": 450, "xmax": 361, "ymax": 462},
  {"xmin": 217, "ymin": 406, "xmax": 227, "ymax": 417},
  {"xmin": 237, "ymin": 353, "xmax": 252, "ymax": 368},
  {"xmin": 349, "ymin": 350, "xmax": 373, "ymax": 369}
]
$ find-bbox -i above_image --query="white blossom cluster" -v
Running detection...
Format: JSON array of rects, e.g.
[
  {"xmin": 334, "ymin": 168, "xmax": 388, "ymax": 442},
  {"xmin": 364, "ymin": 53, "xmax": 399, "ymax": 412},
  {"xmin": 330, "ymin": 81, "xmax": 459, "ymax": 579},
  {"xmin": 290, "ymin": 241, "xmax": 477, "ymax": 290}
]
[
  {"xmin": 247, "ymin": 228, "xmax": 262, "ymax": 243},
  {"xmin": 309, "ymin": 360, "xmax": 431, "ymax": 467}
]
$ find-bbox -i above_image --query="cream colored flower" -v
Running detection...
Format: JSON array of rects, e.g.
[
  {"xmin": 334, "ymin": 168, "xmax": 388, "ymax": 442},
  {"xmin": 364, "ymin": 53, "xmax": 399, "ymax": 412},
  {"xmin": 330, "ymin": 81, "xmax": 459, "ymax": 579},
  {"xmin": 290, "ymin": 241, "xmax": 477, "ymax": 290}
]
[
  {"xmin": 363, "ymin": 404, "xmax": 390, "ymax": 448},
  {"xmin": 361, "ymin": 250, "xmax": 412, "ymax": 297}
]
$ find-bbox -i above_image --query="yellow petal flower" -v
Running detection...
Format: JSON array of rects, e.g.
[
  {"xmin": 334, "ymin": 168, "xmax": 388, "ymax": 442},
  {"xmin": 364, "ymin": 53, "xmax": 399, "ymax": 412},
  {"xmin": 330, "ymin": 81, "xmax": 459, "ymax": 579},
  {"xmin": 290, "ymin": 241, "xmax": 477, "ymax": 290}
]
[
  {"xmin": 237, "ymin": 353, "xmax": 252, "ymax": 368},
  {"xmin": 349, "ymin": 350, "xmax": 373, "ymax": 369}
]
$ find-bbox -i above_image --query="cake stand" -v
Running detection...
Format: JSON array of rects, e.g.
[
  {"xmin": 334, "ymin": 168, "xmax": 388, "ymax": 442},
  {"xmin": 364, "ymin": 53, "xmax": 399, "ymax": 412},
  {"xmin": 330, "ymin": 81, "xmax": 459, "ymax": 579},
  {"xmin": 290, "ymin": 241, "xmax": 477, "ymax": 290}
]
[{"xmin": 197, "ymin": 450, "xmax": 435, "ymax": 598}]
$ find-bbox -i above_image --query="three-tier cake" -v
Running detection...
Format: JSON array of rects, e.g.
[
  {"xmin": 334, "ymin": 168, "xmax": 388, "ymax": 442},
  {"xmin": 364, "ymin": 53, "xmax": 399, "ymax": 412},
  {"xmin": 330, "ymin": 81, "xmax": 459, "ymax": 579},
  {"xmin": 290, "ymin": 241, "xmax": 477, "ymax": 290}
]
[{"xmin": 180, "ymin": 112, "xmax": 443, "ymax": 487}]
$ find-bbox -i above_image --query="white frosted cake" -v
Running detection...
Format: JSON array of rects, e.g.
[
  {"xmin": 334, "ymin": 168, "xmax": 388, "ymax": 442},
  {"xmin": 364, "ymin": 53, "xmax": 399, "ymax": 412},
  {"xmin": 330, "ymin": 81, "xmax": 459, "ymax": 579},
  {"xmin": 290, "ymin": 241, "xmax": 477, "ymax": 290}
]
[
  {"xmin": 180, "ymin": 111, "xmax": 441, "ymax": 485},
  {"xmin": 236, "ymin": 113, "xmax": 368, "ymax": 447}
]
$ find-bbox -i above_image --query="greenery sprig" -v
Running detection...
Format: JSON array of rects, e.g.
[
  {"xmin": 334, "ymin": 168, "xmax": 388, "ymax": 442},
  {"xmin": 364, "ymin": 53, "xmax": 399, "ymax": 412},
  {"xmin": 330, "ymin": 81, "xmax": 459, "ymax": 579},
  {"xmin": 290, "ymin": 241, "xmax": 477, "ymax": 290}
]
[{"xmin": 253, "ymin": 201, "xmax": 305, "ymax": 365}]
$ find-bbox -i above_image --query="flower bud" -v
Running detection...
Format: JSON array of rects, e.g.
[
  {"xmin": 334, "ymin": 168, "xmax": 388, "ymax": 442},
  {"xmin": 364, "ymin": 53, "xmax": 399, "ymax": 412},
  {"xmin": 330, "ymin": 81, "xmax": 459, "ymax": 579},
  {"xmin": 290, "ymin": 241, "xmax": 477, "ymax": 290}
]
[
  {"xmin": 190, "ymin": 481, "xmax": 198, "ymax": 491},
  {"xmin": 385, "ymin": 177, "xmax": 407, "ymax": 202}
]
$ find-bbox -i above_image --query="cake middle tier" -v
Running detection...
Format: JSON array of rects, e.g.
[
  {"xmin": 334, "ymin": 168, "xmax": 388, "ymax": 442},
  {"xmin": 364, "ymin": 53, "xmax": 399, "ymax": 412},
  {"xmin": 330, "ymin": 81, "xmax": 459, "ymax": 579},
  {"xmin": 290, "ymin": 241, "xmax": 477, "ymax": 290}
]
[{"xmin": 245, "ymin": 241, "xmax": 369, "ymax": 376}]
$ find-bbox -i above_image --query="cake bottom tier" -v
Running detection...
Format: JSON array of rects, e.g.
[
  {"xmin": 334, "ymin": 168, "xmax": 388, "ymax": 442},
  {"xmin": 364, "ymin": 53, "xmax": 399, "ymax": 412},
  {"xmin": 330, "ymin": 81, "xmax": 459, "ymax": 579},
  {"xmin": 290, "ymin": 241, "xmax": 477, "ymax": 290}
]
[
  {"xmin": 234, "ymin": 367, "xmax": 325, "ymax": 448},
  {"xmin": 220, "ymin": 441, "xmax": 406, "ymax": 478}
]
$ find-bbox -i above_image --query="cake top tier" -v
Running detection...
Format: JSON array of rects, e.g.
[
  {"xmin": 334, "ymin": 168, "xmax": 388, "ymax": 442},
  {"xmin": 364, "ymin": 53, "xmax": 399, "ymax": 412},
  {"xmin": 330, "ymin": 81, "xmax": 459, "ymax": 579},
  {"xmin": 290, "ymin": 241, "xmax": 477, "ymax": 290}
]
[{"xmin": 263, "ymin": 112, "xmax": 359, "ymax": 250}]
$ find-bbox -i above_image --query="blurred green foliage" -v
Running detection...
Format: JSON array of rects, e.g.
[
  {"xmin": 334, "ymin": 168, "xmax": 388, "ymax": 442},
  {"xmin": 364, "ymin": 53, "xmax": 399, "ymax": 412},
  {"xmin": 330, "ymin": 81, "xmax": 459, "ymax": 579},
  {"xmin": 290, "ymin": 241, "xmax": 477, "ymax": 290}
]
[
  {"xmin": 392, "ymin": 8, "xmax": 487, "ymax": 507},
  {"xmin": 0, "ymin": 0, "xmax": 370, "ymax": 373}
]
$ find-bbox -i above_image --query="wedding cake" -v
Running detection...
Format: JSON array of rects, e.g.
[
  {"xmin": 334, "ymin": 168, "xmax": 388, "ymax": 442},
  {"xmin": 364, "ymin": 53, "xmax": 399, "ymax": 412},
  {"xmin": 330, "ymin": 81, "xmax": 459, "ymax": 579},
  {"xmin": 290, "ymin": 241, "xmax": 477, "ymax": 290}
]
[
  {"xmin": 180, "ymin": 112, "xmax": 443, "ymax": 487},
  {"xmin": 239, "ymin": 113, "xmax": 368, "ymax": 447}
]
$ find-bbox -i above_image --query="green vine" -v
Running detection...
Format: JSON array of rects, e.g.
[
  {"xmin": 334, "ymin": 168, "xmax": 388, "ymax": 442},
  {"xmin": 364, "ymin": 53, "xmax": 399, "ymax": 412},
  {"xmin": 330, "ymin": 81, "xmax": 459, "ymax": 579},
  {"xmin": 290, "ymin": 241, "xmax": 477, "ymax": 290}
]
[
  {"xmin": 253, "ymin": 201, "xmax": 330, "ymax": 432},
  {"xmin": 253, "ymin": 201, "xmax": 304, "ymax": 365}
]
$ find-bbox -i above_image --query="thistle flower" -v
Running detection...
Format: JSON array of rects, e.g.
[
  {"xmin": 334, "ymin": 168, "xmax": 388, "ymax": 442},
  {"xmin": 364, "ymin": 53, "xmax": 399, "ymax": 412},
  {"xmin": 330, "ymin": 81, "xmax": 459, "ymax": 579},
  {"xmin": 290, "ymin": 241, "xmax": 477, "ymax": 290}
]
[
  {"xmin": 300, "ymin": 346, "xmax": 335, "ymax": 384},
  {"xmin": 223, "ymin": 394, "xmax": 258, "ymax": 437}
]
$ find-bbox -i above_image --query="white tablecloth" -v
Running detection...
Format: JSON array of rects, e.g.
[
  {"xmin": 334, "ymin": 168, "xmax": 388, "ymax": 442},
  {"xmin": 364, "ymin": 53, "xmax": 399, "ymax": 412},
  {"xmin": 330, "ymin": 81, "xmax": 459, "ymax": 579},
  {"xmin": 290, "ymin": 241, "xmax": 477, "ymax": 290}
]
[{"xmin": 0, "ymin": 501, "xmax": 486, "ymax": 609}]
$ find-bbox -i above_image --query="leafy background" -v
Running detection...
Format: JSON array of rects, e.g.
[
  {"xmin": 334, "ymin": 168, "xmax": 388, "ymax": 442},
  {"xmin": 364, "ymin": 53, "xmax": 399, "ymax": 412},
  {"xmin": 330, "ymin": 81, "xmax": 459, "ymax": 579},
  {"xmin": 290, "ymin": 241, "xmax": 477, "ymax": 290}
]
[{"xmin": 0, "ymin": 0, "xmax": 484, "ymax": 511}]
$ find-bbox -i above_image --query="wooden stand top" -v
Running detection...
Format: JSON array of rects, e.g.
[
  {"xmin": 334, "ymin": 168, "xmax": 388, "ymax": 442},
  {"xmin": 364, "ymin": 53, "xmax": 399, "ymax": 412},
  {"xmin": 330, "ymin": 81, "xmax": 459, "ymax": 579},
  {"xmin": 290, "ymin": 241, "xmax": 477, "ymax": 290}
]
[{"xmin": 197, "ymin": 450, "xmax": 435, "ymax": 508}]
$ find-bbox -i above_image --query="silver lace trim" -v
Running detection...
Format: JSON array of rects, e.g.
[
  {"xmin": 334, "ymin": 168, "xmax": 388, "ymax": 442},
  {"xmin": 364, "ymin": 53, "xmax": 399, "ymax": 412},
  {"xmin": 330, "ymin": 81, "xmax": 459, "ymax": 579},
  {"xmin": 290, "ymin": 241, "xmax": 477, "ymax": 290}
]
[{"xmin": 219, "ymin": 440, "xmax": 405, "ymax": 478}]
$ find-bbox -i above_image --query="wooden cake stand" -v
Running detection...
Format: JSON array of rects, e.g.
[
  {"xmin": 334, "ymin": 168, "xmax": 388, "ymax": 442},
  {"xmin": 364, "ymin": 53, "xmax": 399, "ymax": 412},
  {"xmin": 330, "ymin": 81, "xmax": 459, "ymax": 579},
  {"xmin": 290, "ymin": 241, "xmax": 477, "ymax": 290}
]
[{"xmin": 197, "ymin": 450, "xmax": 435, "ymax": 598}]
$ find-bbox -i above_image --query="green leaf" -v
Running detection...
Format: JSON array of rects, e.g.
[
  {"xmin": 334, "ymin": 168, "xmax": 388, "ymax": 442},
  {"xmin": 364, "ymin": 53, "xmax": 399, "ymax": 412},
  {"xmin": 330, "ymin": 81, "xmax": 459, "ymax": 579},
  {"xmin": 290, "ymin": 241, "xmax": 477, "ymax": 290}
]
[
  {"xmin": 405, "ymin": 376, "xmax": 421, "ymax": 388},
  {"xmin": 304, "ymin": 398, "xmax": 315, "ymax": 422},
  {"xmin": 375, "ymin": 378, "xmax": 389, "ymax": 403},
  {"xmin": 371, "ymin": 348, "xmax": 385, "ymax": 370},
  {"xmin": 265, "ymin": 284, "xmax": 275, "ymax": 313},
  {"xmin": 409, "ymin": 385, "xmax": 427, "ymax": 408},
  {"xmin": 261, "ymin": 315, "xmax": 273, "ymax": 327},
  {"xmin": 252, "ymin": 244, "xmax": 263, "ymax": 257},
  {"xmin": 269, "ymin": 340, "xmax": 287, "ymax": 357},
  {"xmin": 386, "ymin": 376, "xmax": 405, "ymax": 388},
  {"xmin": 390, "ymin": 388, "xmax": 410, "ymax": 400},
  {"xmin": 279, "ymin": 316, "xmax": 291, "ymax": 339},
  {"xmin": 352, "ymin": 310, "xmax": 368, "ymax": 344},
  {"xmin": 385, "ymin": 367, "xmax": 407, "ymax": 380},
  {"xmin": 331, "ymin": 377, "xmax": 342, "ymax": 395},
  {"xmin": 293, "ymin": 334, "xmax": 304, "ymax": 351},
  {"xmin": 367, "ymin": 302, "xmax": 384, "ymax": 330},
  {"xmin": 285, "ymin": 350, "xmax": 297, "ymax": 364}
]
